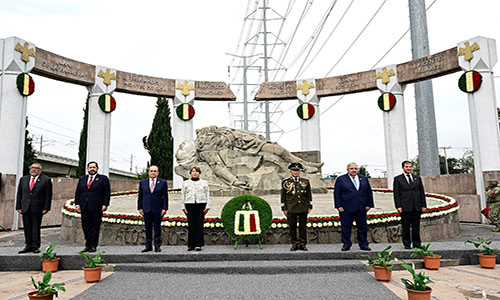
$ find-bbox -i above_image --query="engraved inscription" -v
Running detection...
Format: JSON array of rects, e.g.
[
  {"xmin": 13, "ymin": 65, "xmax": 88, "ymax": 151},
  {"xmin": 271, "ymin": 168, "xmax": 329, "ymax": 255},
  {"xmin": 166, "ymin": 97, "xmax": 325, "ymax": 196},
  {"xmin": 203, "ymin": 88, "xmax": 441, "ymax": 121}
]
[
  {"xmin": 196, "ymin": 82, "xmax": 225, "ymax": 96},
  {"xmin": 268, "ymin": 83, "xmax": 294, "ymax": 95},
  {"xmin": 416, "ymin": 56, "xmax": 442, "ymax": 73},
  {"xmin": 40, "ymin": 59, "xmax": 88, "ymax": 78},
  {"xmin": 122, "ymin": 75, "xmax": 168, "ymax": 92},
  {"xmin": 335, "ymin": 76, "xmax": 359, "ymax": 90}
]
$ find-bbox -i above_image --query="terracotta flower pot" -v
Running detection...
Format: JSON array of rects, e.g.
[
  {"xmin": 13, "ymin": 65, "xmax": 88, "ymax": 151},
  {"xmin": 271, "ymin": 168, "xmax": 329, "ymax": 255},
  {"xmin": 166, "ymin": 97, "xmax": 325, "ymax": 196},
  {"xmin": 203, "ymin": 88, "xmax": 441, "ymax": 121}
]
[
  {"xmin": 373, "ymin": 265, "xmax": 392, "ymax": 281},
  {"xmin": 42, "ymin": 257, "xmax": 60, "ymax": 272},
  {"xmin": 28, "ymin": 291, "xmax": 54, "ymax": 300},
  {"xmin": 423, "ymin": 254, "xmax": 441, "ymax": 270},
  {"xmin": 83, "ymin": 265, "xmax": 103, "ymax": 283},
  {"xmin": 478, "ymin": 253, "xmax": 497, "ymax": 269},
  {"xmin": 406, "ymin": 287, "xmax": 432, "ymax": 300}
]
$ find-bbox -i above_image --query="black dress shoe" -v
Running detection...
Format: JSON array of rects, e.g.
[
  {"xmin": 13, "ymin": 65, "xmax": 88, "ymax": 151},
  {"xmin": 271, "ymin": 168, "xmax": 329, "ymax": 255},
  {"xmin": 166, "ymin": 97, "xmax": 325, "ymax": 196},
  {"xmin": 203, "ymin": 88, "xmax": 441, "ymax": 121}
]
[
  {"xmin": 360, "ymin": 246, "xmax": 372, "ymax": 251},
  {"xmin": 404, "ymin": 245, "xmax": 412, "ymax": 250},
  {"xmin": 195, "ymin": 247, "xmax": 202, "ymax": 251},
  {"xmin": 187, "ymin": 247, "xmax": 195, "ymax": 251},
  {"xmin": 88, "ymin": 247, "xmax": 96, "ymax": 253},
  {"xmin": 32, "ymin": 248, "xmax": 41, "ymax": 253},
  {"xmin": 18, "ymin": 247, "xmax": 32, "ymax": 254},
  {"xmin": 341, "ymin": 247, "xmax": 350, "ymax": 251},
  {"xmin": 141, "ymin": 247, "xmax": 153, "ymax": 253},
  {"xmin": 155, "ymin": 247, "xmax": 161, "ymax": 252},
  {"xmin": 413, "ymin": 245, "xmax": 422, "ymax": 249},
  {"xmin": 290, "ymin": 245, "xmax": 298, "ymax": 251},
  {"xmin": 300, "ymin": 245, "xmax": 308, "ymax": 251}
]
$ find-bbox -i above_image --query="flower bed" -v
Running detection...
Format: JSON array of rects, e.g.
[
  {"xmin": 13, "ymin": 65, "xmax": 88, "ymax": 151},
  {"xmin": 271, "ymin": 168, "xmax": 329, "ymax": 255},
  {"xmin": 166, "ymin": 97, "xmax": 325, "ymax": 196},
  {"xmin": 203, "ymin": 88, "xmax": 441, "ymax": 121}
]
[{"xmin": 62, "ymin": 188, "xmax": 458, "ymax": 229}]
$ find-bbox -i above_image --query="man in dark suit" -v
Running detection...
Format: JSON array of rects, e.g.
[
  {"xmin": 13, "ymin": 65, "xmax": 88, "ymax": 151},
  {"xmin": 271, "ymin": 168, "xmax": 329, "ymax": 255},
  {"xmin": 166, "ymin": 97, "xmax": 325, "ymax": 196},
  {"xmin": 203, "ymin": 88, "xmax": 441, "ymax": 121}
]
[
  {"xmin": 281, "ymin": 162, "xmax": 313, "ymax": 251},
  {"xmin": 138, "ymin": 165, "xmax": 168, "ymax": 252},
  {"xmin": 393, "ymin": 160, "xmax": 427, "ymax": 249},
  {"xmin": 334, "ymin": 162, "xmax": 374, "ymax": 251},
  {"xmin": 16, "ymin": 163, "xmax": 52, "ymax": 254},
  {"xmin": 75, "ymin": 161, "xmax": 110, "ymax": 252}
]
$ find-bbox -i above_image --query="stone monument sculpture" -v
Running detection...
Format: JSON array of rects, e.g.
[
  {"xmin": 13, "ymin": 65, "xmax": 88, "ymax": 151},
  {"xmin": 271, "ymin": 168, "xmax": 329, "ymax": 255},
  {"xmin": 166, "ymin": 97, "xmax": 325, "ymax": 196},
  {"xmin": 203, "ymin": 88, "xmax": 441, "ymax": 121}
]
[{"xmin": 175, "ymin": 126, "xmax": 326, "ymax": 194}]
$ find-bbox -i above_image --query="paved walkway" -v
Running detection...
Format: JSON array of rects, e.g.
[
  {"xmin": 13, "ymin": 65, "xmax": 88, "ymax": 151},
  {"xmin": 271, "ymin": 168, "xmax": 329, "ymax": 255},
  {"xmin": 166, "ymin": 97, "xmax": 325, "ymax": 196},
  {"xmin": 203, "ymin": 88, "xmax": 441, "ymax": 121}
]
[{"xmin": 1, "ymin": 223, "xmax": 499, "ymax": 299}]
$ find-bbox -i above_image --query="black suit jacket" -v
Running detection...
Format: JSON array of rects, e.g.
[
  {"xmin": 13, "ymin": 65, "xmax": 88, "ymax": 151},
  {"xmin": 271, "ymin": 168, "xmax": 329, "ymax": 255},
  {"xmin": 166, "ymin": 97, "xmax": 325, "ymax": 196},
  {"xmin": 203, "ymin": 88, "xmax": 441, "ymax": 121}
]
[
  {"xmin": 75, "ymin": 174, "xmax": 111, "ymax": 212},
  {"xmin": 15, "ymin": 173, "xmax": 52, "ymax": 214},
  {"xmin": 393, "ymin": 173, "xmax": 427, "ymax": 212}
]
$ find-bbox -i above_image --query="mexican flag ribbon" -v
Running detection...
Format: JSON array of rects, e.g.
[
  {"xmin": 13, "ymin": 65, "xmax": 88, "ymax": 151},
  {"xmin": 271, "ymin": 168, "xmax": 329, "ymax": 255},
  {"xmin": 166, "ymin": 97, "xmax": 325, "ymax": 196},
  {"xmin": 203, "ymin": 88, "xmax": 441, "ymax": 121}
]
[
  {"xmin": 176, "ymin": 103, "xmax": 195, "ymax": 121},
  {"xmin": 98, "ymin": 94, "xmax": 116, "ymax": 113},
  {"xmin": 16, "ymin": 73, "xmax": 35, "ymax": 96},
  {"xmin": 458, "ymin": 70, "xmax": 482, "ymax": 93},
  {"xmin": 377, "ymin": 92, "xmax": 396, "ymax": 112},
  {"xmin": 234, "ymin": 210, "xmax": 261, "ymax": 235},
  {"xmin": 296, "ymin": 103, "xmax": 315, "ymax": 120}
]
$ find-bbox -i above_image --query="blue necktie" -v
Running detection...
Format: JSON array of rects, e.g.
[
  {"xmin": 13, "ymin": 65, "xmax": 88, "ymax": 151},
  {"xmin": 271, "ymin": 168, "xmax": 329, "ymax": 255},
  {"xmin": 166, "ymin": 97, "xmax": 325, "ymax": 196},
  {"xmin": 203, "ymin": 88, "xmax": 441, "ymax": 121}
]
[{"xmin": 352, "ymin": 177, "xmax": 358, "ymax": 189}]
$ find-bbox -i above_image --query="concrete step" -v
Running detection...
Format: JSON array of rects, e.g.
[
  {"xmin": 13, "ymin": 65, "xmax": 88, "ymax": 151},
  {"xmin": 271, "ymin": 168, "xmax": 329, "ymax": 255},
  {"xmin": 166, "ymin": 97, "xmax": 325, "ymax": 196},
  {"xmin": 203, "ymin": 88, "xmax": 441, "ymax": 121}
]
[{"xmin": 114, "ymin": 259, "xmax": 366, "ymax": 274}]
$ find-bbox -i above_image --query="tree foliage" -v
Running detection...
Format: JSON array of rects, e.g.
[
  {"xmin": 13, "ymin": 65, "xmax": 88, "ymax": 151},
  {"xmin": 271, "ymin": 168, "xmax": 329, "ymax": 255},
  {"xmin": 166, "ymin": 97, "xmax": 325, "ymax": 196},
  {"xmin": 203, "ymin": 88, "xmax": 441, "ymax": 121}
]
[
  {"xmin": 76, "ymin": 93, "xmax": 90, "ymax": 177},
  {"xmin": 23, "ymin": 117, "xmax": 36, "ymax": 175},
  {"xmin": 411, "ymin": 151, "xmax": 474, "ymax": 175},
  {"xmin": 359, "ymin": 165, "xmax": 371, "ymax": 178},
  {"xmin": 143, "ymin": 97, "xmax": 173, "ymax": 180}
]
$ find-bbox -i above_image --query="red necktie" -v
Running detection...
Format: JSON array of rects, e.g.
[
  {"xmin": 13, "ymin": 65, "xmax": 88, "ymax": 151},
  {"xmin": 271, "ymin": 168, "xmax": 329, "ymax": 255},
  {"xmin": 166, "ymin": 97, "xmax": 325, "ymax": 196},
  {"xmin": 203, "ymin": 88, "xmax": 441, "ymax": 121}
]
[
  {"xmin": 29, "ymin": 177, "xmax": 35, "ymax": 191},
  {"xmin": 88, "ymin": 176, "xmax": 93, "ymax": 189}
]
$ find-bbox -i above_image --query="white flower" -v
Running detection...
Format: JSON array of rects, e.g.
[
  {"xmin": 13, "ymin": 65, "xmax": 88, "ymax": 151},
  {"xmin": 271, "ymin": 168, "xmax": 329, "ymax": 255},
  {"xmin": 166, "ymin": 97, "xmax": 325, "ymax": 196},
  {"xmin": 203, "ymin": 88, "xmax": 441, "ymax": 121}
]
[
  {"xmin": 328, "ymin": 221, "xmax": 333, "ymax": 226},
  {"xmin": 271, "ymin": 223, "xmax": 277, "ymax": 228},
  {"xmin": 307, "ymin": 223, "xmax": 312, "ymax": 228}
]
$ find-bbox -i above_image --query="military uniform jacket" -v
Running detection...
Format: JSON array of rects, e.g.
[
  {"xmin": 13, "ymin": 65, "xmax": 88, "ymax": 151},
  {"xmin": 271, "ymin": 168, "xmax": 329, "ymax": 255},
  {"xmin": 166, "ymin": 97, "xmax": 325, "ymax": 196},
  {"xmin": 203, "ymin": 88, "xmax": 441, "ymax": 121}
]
[{"xmin": 281, "ymin": 177, "xmax": 312, "ymax": 213}]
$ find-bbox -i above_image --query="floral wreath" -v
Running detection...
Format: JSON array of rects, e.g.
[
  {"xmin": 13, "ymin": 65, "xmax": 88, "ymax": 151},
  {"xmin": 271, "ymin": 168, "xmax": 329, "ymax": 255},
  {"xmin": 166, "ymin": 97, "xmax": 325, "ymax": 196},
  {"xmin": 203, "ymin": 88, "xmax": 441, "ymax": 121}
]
[{"xmin": 62, "ymin": 188, "xmax": 458, "ymax": 229}]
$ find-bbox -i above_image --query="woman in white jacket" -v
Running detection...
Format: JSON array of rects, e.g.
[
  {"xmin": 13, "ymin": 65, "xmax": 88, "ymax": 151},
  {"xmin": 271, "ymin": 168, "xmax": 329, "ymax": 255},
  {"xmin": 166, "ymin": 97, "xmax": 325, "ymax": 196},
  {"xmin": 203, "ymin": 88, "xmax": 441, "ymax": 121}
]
[{"xmin": 182, "ymin": 166, "xmax": 210, "ymax": 251}]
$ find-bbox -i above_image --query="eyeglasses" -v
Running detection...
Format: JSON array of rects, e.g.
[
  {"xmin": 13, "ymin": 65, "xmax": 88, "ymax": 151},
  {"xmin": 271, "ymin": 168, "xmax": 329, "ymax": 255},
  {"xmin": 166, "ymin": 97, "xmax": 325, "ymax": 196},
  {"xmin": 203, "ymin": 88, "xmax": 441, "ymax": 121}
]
[{"xmin": 30, "ymin": 167, "xmax": 41, "ymax": 170}]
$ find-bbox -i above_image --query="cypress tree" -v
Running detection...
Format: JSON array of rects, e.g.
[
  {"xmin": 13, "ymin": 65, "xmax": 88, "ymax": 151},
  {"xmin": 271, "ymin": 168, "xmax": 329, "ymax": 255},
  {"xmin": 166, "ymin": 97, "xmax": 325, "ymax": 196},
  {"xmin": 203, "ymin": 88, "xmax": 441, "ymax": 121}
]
[
  {"xmin": 76, "ymin": 93, "xmax": 90, "ymax": 177},
  {"xmin": 143, "ymin": 97, "xmax": 173, "ymax": 180},
  {"xmin": 23, "ymin": 117, "xmax": 36, "ymax": 175}
]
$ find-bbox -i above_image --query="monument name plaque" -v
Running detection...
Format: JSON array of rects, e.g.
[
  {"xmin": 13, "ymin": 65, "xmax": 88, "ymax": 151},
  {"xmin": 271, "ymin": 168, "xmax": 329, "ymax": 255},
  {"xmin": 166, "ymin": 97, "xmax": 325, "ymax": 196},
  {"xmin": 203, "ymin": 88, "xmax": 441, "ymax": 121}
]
[
  {"xmin": 33, "ymin": 48, "xmax": 95, "ymax": 85},
  {"xmin": 195, "ymin": 81, "xmax": 236, "ymax": 101},
  {"xmin": 255, "ymin": 81, "xmax": 296, "ymax": 100},
  {"xmin": 397, "ymin": 47, "xmax": 460, "ymax": 83},
  {"xmin": 116, "ymin": 71, "xmax": 175, "ymax": 97},
  {"xmin": 317, "ymin": 70, "xmax": 376, "ymax": 97}
]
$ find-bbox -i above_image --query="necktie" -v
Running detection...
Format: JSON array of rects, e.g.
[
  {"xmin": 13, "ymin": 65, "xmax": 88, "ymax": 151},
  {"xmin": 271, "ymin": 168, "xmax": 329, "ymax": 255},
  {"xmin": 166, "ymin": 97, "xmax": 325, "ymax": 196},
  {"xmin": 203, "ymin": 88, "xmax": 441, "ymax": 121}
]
[
  {"xmin": 150, "ymin": 180, "xmax": 155, "ymax": 193},
  {"xmin": 87, "ymin": 176, "xmax": 93, "ymax": 189},
  {"xmin": 29, "ymin": 177, "xmax": 35, "ymax": 191},
  {"xmin": 352, "ymin": 177, "xmax": 358, "ymax": 189},
  {"xmin": 407, "ymin": 174, "xmax": 413, "ymax": 184}
]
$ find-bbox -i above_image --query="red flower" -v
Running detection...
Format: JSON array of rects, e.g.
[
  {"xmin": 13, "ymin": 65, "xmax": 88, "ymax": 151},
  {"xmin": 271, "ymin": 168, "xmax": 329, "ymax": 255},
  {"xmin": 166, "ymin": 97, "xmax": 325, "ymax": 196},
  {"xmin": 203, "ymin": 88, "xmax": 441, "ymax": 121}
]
[{"xmin": 491, "ymin": 193, "xmax": 497, "ymax": 198}]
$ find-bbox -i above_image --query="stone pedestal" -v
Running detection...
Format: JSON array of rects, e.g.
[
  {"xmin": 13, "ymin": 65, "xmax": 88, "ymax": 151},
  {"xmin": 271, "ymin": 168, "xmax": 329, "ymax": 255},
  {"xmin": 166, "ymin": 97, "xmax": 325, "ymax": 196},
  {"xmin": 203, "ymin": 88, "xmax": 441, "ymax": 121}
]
[
  {"xmin": 173, "ymin": 79, "xmax": 195, "ymax": 188},
  {"xmin": 0, "ymin": 37, "xmax": 36, "ymax": 229},
  {"xmin": 458, "ymin": 37, "xmax": 500, "ymax": 221},
  {"xmin": 86, "ymin": 66, "xmax": 116, "ymax": 176},
  {"xmin": 376, "ymin": 65, "xmax": 408, "ymax": 188}
]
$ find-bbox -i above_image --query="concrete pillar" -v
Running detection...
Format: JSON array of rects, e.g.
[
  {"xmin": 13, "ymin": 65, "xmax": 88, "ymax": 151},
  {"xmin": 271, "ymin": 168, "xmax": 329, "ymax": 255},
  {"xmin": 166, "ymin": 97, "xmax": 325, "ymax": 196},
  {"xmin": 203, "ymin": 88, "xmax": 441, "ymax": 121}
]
[
  {"xmin": 457, "ymin": 37, "xmax": 500, "ymax": 222},
  {"xmin": 0, "ymin": 37, "xmax": 36, "ymax": 229},
  {"xmin": 86, "ymin": 66, "xmax": 117, "ymax": 176},
  {"xmin": 296, "ymin": 79, "xmax": 321, "ymax": 151},
  {"xmin": 173, "ymin": 79, "xmax": 195, "ymax": 188},
  {"xmin": 376, "ymin": 65, "xmax": 409, "ymax": 189}
]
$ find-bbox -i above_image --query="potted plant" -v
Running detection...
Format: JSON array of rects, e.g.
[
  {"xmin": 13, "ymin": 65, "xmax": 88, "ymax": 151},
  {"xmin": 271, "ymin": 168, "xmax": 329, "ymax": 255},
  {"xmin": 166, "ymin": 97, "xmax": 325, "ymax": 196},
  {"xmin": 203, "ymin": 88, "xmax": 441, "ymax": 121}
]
[
  {"xmin": 361, "ymin": 246, "xmax": 395, "ymax": 281},
  {"xmin": 28, "ymin": 270, "xmax": 66, "ymax": 300},
  {"xmin": 465, "ymin": 237, "xmax": 500, "ymax": 269},
  {"xmin": 401, "ymin": 263, "xmax": 433, "ymax": 300},
  {"xmin": 79, "ymin": 251, "xmax": 108, "ymax": 283},
  {"xmin": 410, "ymin": 243, "xmax": 441, "ymax": 270},
  {"xmin": 40, "ymin": 244, "xmax": 60, "ymax": 272}
]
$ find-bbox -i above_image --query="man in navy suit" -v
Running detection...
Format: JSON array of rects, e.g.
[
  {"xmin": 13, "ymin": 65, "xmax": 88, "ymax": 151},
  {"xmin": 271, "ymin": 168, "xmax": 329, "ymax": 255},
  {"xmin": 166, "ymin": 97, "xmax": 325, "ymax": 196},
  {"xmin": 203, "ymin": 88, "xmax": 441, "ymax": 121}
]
[
  {"xmin": 393, "ymin": 160, "xmax": 427, "ymax": 249},
  {"xmin": 334, "ymin": 162, "xmax": 374, "ymax": 251},
  {"xmin": 138, "ymin": 165, "xmax": 168, "ymax": 252},
  {"xmin": 75, "ymin": 161, "xmax": 110, "ymax": 253}
]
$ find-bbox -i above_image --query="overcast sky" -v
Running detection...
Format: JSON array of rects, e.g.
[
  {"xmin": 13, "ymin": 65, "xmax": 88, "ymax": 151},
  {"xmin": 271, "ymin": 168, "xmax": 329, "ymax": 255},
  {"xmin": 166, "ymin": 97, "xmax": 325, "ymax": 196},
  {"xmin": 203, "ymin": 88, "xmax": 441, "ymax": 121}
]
[{"xmin": 1, "ymin": 0, "xmax": 499, "ymax": 177}]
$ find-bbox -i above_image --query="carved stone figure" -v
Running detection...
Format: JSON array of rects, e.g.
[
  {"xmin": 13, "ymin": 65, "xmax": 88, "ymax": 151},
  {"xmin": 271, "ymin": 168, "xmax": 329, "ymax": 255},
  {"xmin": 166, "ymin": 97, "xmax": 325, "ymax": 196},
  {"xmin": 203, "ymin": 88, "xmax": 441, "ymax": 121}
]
[{"xmin": 175, "ymin": 126, "xmax": 326, "ymax": 194}]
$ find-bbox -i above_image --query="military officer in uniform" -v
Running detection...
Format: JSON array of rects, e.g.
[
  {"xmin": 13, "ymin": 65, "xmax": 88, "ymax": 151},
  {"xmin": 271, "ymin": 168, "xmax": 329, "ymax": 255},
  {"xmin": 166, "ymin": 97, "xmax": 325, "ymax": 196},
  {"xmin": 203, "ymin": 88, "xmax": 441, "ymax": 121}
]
[{"xmin": 281, "ymin": 162, "xmax": 312, "ymax": 251}]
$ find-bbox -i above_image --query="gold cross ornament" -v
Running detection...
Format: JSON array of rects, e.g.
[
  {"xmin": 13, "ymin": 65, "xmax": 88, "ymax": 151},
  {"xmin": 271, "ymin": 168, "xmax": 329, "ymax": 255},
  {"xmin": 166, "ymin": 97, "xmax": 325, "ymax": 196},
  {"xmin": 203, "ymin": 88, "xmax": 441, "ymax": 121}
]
[
  {"xmin": 296, "ymin": 80, "xmax": 315, "ymax": 96},
  {"xmin": 176, "ymin": 80, "xmax": 195, "ymax": 96},
  {"xmin": 457, "ymin": 41, "xmax": 480, "ymax": 61},
  {"xmin": 14, "ymin": 42, "xmax": 36, "ymax": 63},
  {"xmin": 97, "ymin": 68, "xmax": 117, "ymax": 86},
  {"xmin": 375, "ymin": 67, "xmax": 395, "ymax": 84}
]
